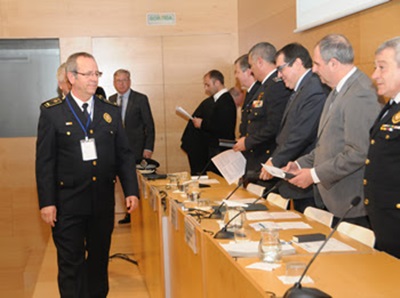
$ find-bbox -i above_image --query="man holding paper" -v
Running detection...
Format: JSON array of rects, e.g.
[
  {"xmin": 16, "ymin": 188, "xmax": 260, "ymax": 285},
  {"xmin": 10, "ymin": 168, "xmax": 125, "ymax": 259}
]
[
  {"xmin": 259, "ymin": 43, "xmax": 329, "ymax": 212},
  {"xmin": 284, "ymin": 35, "xmax": 380, "ymax": 228}
]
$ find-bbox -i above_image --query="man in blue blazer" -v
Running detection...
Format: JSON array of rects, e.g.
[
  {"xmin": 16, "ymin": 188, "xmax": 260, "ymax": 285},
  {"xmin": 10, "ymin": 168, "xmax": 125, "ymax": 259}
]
[{"xmin": 260, "ymin": 43, "xmax": 329, "ymax": 212}]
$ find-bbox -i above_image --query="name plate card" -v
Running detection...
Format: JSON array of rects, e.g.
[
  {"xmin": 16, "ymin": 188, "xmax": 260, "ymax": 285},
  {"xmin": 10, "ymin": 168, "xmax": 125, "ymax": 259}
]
[{"xmin": 184, "ymin": 215, "xmax": 200, "ymax": 254}]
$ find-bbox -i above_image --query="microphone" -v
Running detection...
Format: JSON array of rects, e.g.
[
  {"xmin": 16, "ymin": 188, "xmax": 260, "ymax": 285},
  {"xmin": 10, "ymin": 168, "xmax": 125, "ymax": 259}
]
[
  {"xmin": 194, "ymin": 158, "xmax": 213, "ymax": 181},
  {"xmin": 214, "ymin": 182, "xmax": 279, "ymax": 239},
  {"xmin": 283, "ymin": 196, "xmax": 361, "ymax": 298},
  {"xmin": 209, "ymin": 181, "xmax": 244, "ymax": 219}
]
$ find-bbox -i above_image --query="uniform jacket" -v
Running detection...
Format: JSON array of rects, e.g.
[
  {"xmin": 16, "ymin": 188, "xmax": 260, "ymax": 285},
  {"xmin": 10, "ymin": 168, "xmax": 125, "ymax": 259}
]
[
  {"xmin": 364, "ymin": 99, "xmax": 400, "ymax": 258},
  {"xmin": 109, "ymin": 89, "xmax": 155, "ymax": 161},
  {"xmin": 297, "ymin": 69, "xmax": 380, "ymax": 218},
  {"xmin": 239, "ymin": 81, "xmax": 262, "ymax": 137},
  {"xmin": 36, "ymin": 94, "xmax": 139, "ymax": 215},
  {"xmin": 243, "ymin": 71, "xmax": 291, "ymax": 172}
]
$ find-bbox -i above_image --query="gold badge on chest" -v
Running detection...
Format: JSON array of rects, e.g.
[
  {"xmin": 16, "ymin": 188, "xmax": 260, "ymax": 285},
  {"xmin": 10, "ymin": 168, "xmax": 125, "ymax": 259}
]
[
  {"xmin": 392, "ymin": 111, "xmax": 400, "ymax": 124},
  {"xmin": 103, "ymin": 113, "xmax": 112, "ymax": 123},
  {"xmin": 252, "ymin": 92, "xmax": 264, "ymax": 108}
]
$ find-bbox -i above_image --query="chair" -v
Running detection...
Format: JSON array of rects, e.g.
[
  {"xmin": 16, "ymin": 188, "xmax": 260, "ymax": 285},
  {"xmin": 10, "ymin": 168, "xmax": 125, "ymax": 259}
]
[
  {"xmin": 246, "ymin": 183, "xmax": 265, "ymax": 197},
  {"xmin": 303, "ymin": 206, "xmax": 334, "ymax": 227},
  {"xmin": 337, "ymin": 221, "xmax": 376, "ymax": 247},
  {"xmin": 266, "ymin": 193, "xmax": 290, "ymax": 210}
]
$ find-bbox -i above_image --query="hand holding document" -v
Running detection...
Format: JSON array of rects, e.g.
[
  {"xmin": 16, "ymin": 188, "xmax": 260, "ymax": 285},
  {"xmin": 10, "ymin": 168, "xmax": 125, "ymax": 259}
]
[
  {"xmin": 176, "ymin": 106, "xmax": 193, "ymax": 120},
  {"xmin": 211, "ymin": 149, "xmax": 246, "ymax": 184},
  {"xmin": 261, "ymin": 163, "xmax": 296, "ymax": 179}
]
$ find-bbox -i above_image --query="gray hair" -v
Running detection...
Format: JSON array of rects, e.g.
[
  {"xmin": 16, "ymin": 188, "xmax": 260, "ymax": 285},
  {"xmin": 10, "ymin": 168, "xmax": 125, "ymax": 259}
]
[
  {"xmin": 317, "ymin": 34, "xmax": 354, "ymax": 64},
  {"xmin": 65, "ymin": 52, "xmax": 95, "ymax": 75},
  {"xmin": 248, "ymin": 42, "xmax": 277, "ymax": 64},
  {"xmin": 113, "ymin": 69, "xmax": 131, "ymax": 79},
  {"xmin": 234, "ymin": 54, "xmax": 251, "ymax": 72},
  {"xmin": 376, "ymin": 36, "xmax": 400, "ymax": 66}
]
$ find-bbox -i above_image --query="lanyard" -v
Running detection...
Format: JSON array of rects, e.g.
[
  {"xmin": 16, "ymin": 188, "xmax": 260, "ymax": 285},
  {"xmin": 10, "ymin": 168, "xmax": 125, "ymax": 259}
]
[{"xmin": 66, "ymin": 96, "xmax": 93, "ymax": 140}]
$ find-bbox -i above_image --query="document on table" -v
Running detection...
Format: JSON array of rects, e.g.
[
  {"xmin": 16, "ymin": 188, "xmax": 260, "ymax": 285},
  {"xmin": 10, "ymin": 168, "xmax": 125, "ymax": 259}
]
[
  {"xmin": 246, "ymin": 211, "xmax": 301, "ymax": 221},
  {"xmin": 295, "ymin": 237, "xmax": 356, "ymax": 253},
  {"xmin": 220, "ymin": 241, "xmax": 296, "ymax": 258},
  {"xmin": 211, "ymin": 149, "xmax": 246, "ymax": 185},
  {"xmin": 176, "ymin": 106, "xmax": 193, "ymax": 120},
  {"xmin": 250, "ymin": 221, "xmax": 312, "ymax": 231}
]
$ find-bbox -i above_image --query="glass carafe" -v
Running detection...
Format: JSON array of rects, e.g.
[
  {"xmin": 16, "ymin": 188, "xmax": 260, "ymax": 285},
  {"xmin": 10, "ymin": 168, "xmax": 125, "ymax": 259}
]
[{"xmin": 258, "ymin": 227, "xmax": 282, "ymax": 263}]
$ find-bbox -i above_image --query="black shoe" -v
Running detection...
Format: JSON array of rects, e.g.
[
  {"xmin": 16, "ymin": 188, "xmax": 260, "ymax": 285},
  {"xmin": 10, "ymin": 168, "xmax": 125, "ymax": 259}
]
[{"xmin": 118, "ymin": 213, "xmax": 131, "ymax": 224}]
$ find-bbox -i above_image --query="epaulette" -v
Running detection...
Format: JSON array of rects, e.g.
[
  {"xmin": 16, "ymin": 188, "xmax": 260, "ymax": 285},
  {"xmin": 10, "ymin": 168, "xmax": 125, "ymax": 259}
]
[
  {"xmin": 42, "ymin": 97, "xmax": 64, "ymax": 108},
  {"xmin": 97, "ymin": 95, "xmax": 118, "ymax": 107}
]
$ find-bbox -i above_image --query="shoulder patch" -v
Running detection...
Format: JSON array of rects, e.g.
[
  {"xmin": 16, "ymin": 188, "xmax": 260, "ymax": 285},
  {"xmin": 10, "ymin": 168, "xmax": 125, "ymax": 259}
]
[
  {"xmin": 42, "ymin": 97, "xmax": 64, "ymax": 108},
  {"xmin": 97, "ymin": 95, "xmax": 118, "ymax": 107}
]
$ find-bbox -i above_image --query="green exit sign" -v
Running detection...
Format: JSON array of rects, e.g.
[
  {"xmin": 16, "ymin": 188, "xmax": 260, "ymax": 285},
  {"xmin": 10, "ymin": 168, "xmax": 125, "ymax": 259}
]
[{"xmin": 147, "ymin": 13, "xmax": 176, "ymax": 25}]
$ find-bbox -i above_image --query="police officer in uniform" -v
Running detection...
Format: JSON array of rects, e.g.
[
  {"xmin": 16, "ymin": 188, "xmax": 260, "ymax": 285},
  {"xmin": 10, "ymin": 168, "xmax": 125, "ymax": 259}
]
[
  {"xmin": 364, "ymin": 37, "xmax": 400, "ymax": 259},
  {"xmin": 233, "ymin": 42, "xmax": 291, "ymax": 178},
  {"xmin": 36, "ymin": 52, "xmax": 139, "ymax": 297}
]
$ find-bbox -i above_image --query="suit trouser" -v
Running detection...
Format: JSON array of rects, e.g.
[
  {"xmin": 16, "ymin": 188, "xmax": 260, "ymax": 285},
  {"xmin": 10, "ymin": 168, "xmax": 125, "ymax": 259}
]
[{"xmin": 52, "ymin": 213, "xmax": 114, "ymax": 298}]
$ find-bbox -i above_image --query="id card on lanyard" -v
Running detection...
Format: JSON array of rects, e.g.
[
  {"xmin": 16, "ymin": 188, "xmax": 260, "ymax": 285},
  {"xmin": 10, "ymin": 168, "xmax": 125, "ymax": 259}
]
[{"xmin": 66, "ymin": 97, "xmax": 98, "ymax": 161}]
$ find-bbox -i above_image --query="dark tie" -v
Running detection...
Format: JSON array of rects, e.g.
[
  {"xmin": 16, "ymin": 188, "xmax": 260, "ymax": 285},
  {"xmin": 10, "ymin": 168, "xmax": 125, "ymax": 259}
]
[
  {"xmin": 378, "ymin": 100, "xmax": 394, "ymax": 121},
  {"xmin": 82, "ymin": 103, "xmax": 89, "ymax": 121}
]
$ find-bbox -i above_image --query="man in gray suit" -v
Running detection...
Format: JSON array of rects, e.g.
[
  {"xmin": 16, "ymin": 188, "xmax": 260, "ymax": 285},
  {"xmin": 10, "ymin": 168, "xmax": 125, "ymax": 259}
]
[
  {"xmin": 110, "ymin": 69, "xmax": 155, "ymax": 223},
  {"xmin": 284, "ymin": 34, "xmax": 380, "ymax": 228},
  {"xmin": 259, "ymin": 43, "xmax": 329, "ymax": 213}
]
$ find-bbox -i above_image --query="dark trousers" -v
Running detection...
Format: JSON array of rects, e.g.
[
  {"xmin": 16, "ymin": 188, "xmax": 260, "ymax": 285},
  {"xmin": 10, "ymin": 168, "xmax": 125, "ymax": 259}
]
[
  {"xmin": 52, "ymin": 213, "xmax": 114, "ymax": 298},
  {"xmin": 331, "ymin": 215, "xmax": 371, "ymax": 229}
]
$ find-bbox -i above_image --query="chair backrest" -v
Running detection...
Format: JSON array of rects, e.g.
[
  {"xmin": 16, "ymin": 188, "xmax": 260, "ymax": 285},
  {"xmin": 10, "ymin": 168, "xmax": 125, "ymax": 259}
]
[
  {"xmin": 337, "ymin": 221, "xmax": 376, "ymax": 247},
  {"xmin": 266, "ymin": 193, "xmax": 290, "ymax": 210},
  {"xmin": 303, "ymin": 206, "xmax": 334, "ymax": 227},
  {"xmin": 246, "ymin": 183, "xmax": 265, "ymax": 197}
]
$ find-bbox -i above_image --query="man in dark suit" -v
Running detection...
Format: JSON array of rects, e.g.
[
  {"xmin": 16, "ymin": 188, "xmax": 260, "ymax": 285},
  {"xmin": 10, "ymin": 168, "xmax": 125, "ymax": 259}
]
[
  {"xmin": 259, "ymin": 43, "xmax": 329, "ymax": 212},
  {"xmin": 192, "ymin": 70, "xmax": 236, "ymax": 175},
  {"xmin": 36, "ymin": 52, "xmax": 139, "ymax": 297},
  {"xmin": 233, "ymin": 42, "xmax": 291, "ymax": 179},
  {"xmin": 109, "ymin": 69, "xmax": 155, "ymax": 224},
  {"xmin": 364, "ymin": 36, "xmax": 400, "ymax": 258},
  {"xmin": 285, "ymin": 34, "xmax": 380, "ymax": 228}
]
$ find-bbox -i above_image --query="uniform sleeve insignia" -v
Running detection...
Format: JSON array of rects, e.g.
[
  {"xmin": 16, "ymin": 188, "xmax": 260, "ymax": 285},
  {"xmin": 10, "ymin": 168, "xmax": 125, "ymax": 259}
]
[
  {"xmin": 103, "ymin": 113, "xmax": 112, "ymax": 123},
  {"xmin": 392, "ymin": 111, "xmax": 400, "ymax": 124},
  {"xmin": 97, "ymin": 95, "xmax": 118, "ymax": 106},
  {"xmin": 42, "ymin": 97, "xmax": 64, "ymax": 108}
]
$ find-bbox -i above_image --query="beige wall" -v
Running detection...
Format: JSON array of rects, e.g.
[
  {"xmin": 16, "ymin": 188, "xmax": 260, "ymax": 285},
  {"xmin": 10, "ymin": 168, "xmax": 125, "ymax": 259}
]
[{"xmin": 238, "ymin": 0, "xmax": 400, "ymax": 76}]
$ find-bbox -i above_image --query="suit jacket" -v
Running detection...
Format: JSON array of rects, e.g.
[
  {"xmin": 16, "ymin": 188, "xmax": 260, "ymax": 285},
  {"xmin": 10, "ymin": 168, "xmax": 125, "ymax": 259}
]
[
  {"xmin": 297, "ymin": 69, "xmax": 380, "ymax": 218},
  {"xmin": 201, "ymin": 91, "xmax": 236, "ymax": 151},
  {"xmin": 239, "ymin": 81, "xmax": 262, "ymax": 137},
  {"xmin": 181, "ymin": 97, "xmax": 214, "ymax": 174},
  {"xmin": 272, "ymin": 71, "xmax": 329, "ymax": 199},
  {"xmin": 36, "ymin": 95, "xmax": 139, "ymax": 215},
  {"xmin": 244, "ymin": 71, "xmax": 291, "ymax": 172},
  {"xmin": 109, "ymin": 89, "xmax": 155, "ymax": 161},
  {"xmin": 364, "ymin": 100, "xmax": 400, "ymax": 258}
]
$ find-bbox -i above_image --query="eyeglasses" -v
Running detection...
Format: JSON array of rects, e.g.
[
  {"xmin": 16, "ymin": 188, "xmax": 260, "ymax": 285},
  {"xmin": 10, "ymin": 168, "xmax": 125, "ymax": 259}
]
[
  {"xmin": 73, "ymin": 71, "xmax": 103, "ymax": 78},
  {"xmin": 277, "ymin": 59, "xmax": 295, "ymax": 73}
]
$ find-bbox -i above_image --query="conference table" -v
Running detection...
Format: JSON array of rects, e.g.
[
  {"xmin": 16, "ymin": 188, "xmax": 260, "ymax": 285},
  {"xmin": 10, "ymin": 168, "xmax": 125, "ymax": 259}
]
[{"xmin": 131, "ymin": 172, "xmax": 400, "ymax": 298}]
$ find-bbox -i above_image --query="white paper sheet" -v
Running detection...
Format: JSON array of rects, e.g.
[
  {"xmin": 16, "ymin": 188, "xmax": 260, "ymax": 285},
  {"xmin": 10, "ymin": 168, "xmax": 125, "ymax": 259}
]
[
  {"xmin": 211, "ymin": 150, "xmax": 246, "ymax": 184},
  {"xmin": 176, "ymin": 106, "xmax": 193, "ymax": 120}
]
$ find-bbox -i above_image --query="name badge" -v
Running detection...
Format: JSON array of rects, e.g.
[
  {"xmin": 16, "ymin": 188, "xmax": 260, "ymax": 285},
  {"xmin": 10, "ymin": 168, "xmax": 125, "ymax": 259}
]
[{"xmin": 80, "ymin": 138, "xmax": 97, "ymax": 161}]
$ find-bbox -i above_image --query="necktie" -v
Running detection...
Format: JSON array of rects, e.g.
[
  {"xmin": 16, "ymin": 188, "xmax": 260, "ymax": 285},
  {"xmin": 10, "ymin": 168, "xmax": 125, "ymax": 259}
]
[
  {"xmin": 379, "ymin": 100, "xmax": 394, "ymax": 120},
  {"xmin": 82, "ymin": 103, "xmax": 89, "ymax": 121},
  {"xmin": 328, "ymin": 89, "xmax": 338, "ymax": 110}
]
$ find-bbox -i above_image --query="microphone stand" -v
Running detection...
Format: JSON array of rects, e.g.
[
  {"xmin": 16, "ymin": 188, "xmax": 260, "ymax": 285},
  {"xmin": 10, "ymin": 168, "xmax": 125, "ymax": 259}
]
[
  {"xmin": 212, "ymin": 183, "xmax": 281, "ymax": 239},
  {"xmin": 283, "ymin": 196, "xmax": 361, "ymax": 298},
  {"xmin": 209, "ymin": 181, "xmax": 243, "ymax": 219}
]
